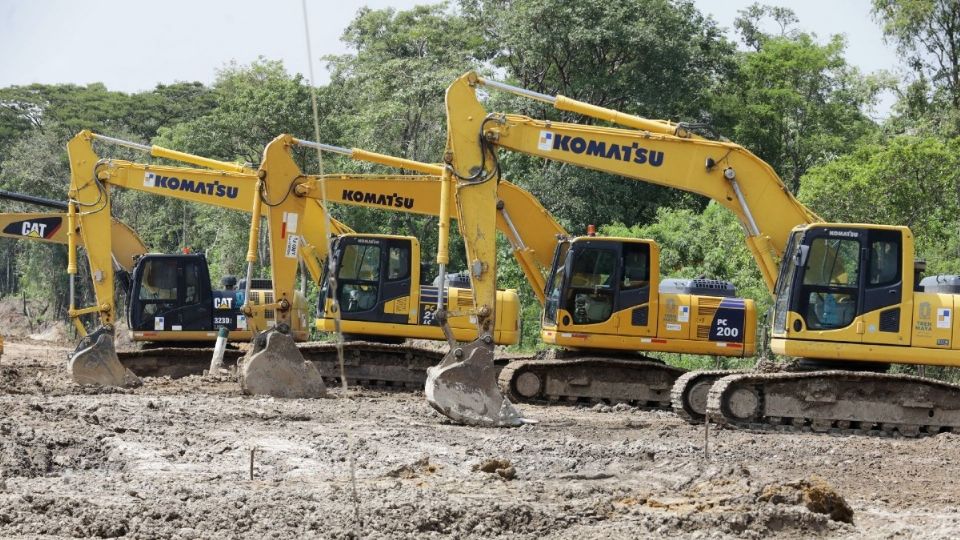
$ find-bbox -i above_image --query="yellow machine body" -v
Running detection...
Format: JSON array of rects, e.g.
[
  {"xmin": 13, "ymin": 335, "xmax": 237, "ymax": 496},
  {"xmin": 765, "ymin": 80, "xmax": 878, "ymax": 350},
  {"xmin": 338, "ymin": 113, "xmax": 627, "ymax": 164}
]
[
  {"xmin": 770, "ymin": 223, "xmax": 960, "ymax": 367},
  {"xmin": 539, "ymin": 237, "xmax": 756, "ymax": 357},
  {"xmin": 443, "ymin": 72, "xmax": 960, "ymax": 371},
  {"xmin": 313, "ymin": 233, "xmax": 520, "ymax": 345}
]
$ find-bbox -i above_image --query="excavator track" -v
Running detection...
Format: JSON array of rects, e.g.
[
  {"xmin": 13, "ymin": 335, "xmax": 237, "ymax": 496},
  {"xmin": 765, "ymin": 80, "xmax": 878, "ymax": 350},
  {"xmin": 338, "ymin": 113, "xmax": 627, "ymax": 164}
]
[
  {"xmin": 498, "ymin": 357, "xmax": 686, "ymax": 408},
  {"xmin": 118, "ymin": 348, "xmax": 245, "ymax": 378},
  {"xmin": 670, "ymin": 370, "xmax": 747, "ymax": 423},
  {"xmin": 117, "ymin": 342, "xmax": 453, "ymax": 389},
  {"xmin": 705, "ymin": 370, "xmax": 960, "ymax": 437},
  {"xmin": 301, "ymin": 341, "xmax": 447, "ymax": 389}
]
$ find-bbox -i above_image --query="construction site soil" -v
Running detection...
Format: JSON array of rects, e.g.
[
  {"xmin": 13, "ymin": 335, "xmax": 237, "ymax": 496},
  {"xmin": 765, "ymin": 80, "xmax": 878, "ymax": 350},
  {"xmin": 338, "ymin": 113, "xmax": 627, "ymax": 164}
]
[{"xmin": 2, "ymin": 338, "xmax": 959, "ymax": 539}]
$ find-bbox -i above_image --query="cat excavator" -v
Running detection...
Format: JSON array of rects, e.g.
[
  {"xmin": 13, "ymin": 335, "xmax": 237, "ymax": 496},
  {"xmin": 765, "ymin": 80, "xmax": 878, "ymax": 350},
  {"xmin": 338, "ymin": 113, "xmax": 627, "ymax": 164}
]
[
  {"xmin": 431, "ymin": 71, "xmax": 960, "ymax": 436},
  {"xmin": 0, "ymin": 191, "xmax": 286, "ymax": 378},
  {"xmin": 63, "ymin": 131, "xmax": 521, "ymax": 393},
  {"xmin": 278, "ymin": 138, "xmax": 758, "ymax": 426}
]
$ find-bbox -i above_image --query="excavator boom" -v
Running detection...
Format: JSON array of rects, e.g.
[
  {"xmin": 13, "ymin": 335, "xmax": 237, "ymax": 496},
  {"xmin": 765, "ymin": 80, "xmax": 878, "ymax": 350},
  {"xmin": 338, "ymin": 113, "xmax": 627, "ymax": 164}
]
[{"xmin": 448, "ymin": 72, "xmax": 820, "ymax": 293}]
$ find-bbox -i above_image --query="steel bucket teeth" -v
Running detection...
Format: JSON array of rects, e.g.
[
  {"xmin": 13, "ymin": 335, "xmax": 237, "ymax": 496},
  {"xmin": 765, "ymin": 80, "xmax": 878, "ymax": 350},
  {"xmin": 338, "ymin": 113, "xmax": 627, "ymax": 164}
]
[
  {"xmin": 68, "ymin": 328, "xmax": 141, "ymax": 387},
  {"xmin": 425, "ymin": 339, "xmax": 531, "ymax": 427},
  {"xmin": 240, "ymin": 328, "xmax": 327, "ymax": 398}
]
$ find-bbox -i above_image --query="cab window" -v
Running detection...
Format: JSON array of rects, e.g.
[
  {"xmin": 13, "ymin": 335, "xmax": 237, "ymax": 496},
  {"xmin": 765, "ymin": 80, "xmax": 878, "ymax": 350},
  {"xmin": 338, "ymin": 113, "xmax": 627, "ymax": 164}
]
[
  {"xmin": 802, "ymin": 237, "xmax": 860, "ymax": 330},
  {"xmin": 621, "ymin": 243, "xmax": 650, "ymax": 290},
  {"xmin": 338, "ymin": 244, "xmax": 381, "ymax": 282},
  {"xmin": 387, "ymin": 245, "xmax": 410, "ymax": 281},
  {"xmin": 139, "ymin": 260, "xmax": 178, "ymax": 300},
  {"xmin": 337, "ymin": 243, "xmax": 381, "ymax": 312},
  {"xmin": 869, "ymin": 236, "xmax": 900, "ymax": 285},
  {"xmin": 566, "ymin": 247, "xmax": 616, "ymax": 324},
  {"xmin": 803, "ymin": 238, "xmax": 860, "ymax": 287}
]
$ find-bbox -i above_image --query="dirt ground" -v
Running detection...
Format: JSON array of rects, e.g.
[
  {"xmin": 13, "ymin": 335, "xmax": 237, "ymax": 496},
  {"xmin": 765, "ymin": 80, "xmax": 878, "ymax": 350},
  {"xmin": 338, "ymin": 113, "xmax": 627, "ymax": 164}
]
[{"xmin": 2, "ymin": 338, "xmax": 960, "ymax": 539}]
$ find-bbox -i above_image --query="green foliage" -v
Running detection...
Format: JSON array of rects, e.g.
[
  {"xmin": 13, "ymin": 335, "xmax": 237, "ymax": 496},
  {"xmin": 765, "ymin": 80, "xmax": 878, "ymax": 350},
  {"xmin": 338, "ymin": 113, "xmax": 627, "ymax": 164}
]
[
  {"xmin": 799, "ymin": 136, "xmax": 960, "ymax": 272},
  {"xmin": 714, "ymin": 8, "xmax": 885, "ymax": 191},
  {"xmin": 460, "ymin": 0, "xmax": 737, "ymax": 229},
  {"xmin": 873, "ymin": 0, "xmax": 960, "ymax": 107}
]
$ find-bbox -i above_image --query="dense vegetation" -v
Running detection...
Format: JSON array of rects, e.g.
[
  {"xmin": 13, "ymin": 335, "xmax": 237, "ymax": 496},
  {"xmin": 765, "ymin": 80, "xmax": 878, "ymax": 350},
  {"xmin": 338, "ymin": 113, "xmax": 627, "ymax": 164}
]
[{"xmin": 1, "ymin": 0, "xmax": 958, "ymax": 357}]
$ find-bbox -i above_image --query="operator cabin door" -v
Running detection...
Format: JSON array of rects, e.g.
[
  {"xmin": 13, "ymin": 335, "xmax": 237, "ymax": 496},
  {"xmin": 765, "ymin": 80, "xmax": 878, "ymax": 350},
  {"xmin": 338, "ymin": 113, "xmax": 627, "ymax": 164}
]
[
  {"xmin": 616, "ymin": 241, "xmax": 657, "ymax": 337},
  {"xmin": 859, "ymin": 229, "xmax": 905, "ymax": 346},
  {"xmin": 335, "ymin": 238, "xmax": 410, "ymax": 324},
  {"xmin": 793, "ymin": 230, "xmax": 863, "ymax": 342}
]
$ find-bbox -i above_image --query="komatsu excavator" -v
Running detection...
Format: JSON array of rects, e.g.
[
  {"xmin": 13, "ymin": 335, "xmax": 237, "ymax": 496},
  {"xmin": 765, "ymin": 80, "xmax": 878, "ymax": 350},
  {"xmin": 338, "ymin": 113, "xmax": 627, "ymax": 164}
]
[
  {"xmin": 278, "ymin": 138, "xmax": 758, "ymax": 426},
  {"xmin": 63, "ymin": 131, "xmax": 520, "ymax": 393},
  {"xmin": 433, "ymin": 70, "xmax": 960, "ymax": 436}
]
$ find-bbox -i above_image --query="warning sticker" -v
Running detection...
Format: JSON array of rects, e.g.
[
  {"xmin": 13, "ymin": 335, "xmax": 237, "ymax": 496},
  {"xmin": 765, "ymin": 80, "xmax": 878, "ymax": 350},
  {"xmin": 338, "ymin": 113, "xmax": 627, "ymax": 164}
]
[
  {"xmin": 154, "ymin": 316, "xmax": 164, "ymax": 331},
  {"xmin": 666, "ymin": 323, "xmax": 682, "ymax": 332},
  {"xmin": 677, "ymin": 305, "xmax": 690, "ymax": 323},
  {"xmin": 285, "ymin": 234, "xmax": 300, "ymax": 259}
]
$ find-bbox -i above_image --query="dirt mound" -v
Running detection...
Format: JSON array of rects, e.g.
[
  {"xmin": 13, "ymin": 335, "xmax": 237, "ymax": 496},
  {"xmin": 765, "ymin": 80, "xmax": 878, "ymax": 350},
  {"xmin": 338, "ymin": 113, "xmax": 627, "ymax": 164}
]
[{"xmin": 760, "ymin": 477, "xmax": 854, "ymax": 524}]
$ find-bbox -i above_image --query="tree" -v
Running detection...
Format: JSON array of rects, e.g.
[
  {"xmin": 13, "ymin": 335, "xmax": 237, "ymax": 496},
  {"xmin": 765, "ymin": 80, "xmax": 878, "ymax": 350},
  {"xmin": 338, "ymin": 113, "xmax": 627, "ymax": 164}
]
[
  {"xmin": 459, "ymin": 0, "xmax": 737, "ymax": 228},
  {"xmin": 799, "ymin": 136, "xmax": 960, "ymax": 272},
  {"xmin": 873, "ymin": 0, "xmax": 960, "ymax": 107},
  {"xmin": 154, "ymin": 59, "xmax": 314, "ymax": 165},
  {"xmin": 711, "ymin": 5, "xmax": 884, "ymax": 192},
  {"xmin": 733, "ymin": 3, "xmax": 800, "ymax": 51}
]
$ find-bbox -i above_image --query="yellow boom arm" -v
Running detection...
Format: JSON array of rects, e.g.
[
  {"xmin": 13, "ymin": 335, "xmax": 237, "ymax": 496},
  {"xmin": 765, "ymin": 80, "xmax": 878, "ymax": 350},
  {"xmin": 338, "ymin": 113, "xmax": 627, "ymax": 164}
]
[
  {"xmin": 266, "ymin": 135, "xmax": 566, "ymax": 303},
  {"xmin": 445, "ymin": 72, "xmax": 822, "ymax": 294},
  {"xmin": 0, "ymin": 212, "xmax": 146, "ymax": 273},
  {"xmin": 66, "ymin": 130, "xmax": 352, "ymax": 330}
]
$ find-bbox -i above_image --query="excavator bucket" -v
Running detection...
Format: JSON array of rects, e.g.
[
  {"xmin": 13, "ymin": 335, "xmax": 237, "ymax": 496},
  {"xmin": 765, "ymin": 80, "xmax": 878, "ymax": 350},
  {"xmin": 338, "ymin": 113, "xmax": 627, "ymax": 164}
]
[
  {"xmin": 425, "ymin": 339, "xmax": 529, "ymax": 427},
  {"xmin": 68, "ymin": 327, "xmax": 141, "ymax": 387},
  {"xmin": 240, "ymin": 327, "xmax": 326, "ymax": 398}
]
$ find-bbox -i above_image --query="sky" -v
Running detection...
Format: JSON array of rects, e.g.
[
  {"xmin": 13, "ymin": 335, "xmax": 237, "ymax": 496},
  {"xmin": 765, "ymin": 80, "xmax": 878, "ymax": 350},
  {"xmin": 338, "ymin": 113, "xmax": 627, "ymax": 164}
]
[{"xmin": 0, "ymin": 0, "xmax": 900, "ymax": 115}]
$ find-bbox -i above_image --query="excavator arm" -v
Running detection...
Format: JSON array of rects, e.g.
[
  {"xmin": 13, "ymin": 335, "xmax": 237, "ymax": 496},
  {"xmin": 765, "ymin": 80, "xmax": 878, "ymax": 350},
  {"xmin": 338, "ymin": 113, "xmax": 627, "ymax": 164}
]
[
  {"xmin": 66, "ymin": 130, "xmax": 353, "ymax": 331},
  {"xmin": 445, "ymin": 72, "xmax": 821, "ymax": 294},
  {"xmin": 260, "ymin": 134, "xmax": 564, "ymax": 303},
  {"xmin": 0, "ymin": 187, "xmax": 148, "ymax": 274}
]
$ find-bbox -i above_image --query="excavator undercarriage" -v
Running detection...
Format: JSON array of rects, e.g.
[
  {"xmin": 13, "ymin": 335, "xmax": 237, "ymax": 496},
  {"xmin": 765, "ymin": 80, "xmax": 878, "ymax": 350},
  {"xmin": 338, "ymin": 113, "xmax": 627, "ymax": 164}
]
[
  {"xmin": 498, "ymin": 354, "xmax": 685, "ymax": 408},
  {"xmin": 705, "ymin": 370, "xmax": 960, "ymax": 437},
  {"xmin": 114, "ymin": 340, "xmax": 449, "ymax": 388}
]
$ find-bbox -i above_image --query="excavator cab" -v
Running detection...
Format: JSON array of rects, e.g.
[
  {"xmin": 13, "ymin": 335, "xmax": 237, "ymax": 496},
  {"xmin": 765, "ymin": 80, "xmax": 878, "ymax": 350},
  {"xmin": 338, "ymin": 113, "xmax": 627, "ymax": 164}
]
[
  {"xmin": 772, "ymin": 224, "xmax": 909, "ymax": 353},
  {"xmin": 319, "ymin": 234, "xmax": 415, "ymax": 328},
  {"xmin": 544, "ymin": 238, "xmax": 651, "ymax": 328},
  {"xmin": 542, "ymin": 235, "xmax": 754, "ymax": 356},
  {"xmin": 317, "ymin": 233, "xmax": 521, "ymax": 344},
  {"xmin": 127, "ymin": 253, "xmax": 251, "ymax": 340}
]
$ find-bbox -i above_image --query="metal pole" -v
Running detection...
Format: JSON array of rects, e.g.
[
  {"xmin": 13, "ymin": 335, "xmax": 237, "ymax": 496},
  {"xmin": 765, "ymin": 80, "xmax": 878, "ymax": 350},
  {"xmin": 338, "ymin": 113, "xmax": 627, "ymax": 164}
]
[
  {"xmin": 0, "ymin": 189, "xmax": 69, "ymax": 210},
  {"xmin": 478, "ymin": 77, "xmax": 558, "ymax": 104}
]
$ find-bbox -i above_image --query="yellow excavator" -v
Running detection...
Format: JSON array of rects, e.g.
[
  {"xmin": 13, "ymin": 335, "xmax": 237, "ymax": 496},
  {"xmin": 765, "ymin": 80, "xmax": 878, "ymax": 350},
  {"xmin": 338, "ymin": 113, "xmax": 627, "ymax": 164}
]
[
  {"xmin": 63, "ymin": 131, "xmax": 521, "ymax": 392},
  {"xmin": 0, "ymin": 184, "xmax": 322, "ymax": 380},
  {"xmin": 431, "ymin": 71, "xmax": 960, "ymax": 436},
  {"xmin": 274, "ymin": 138, "xmax": 759, "ymax": 426}
]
